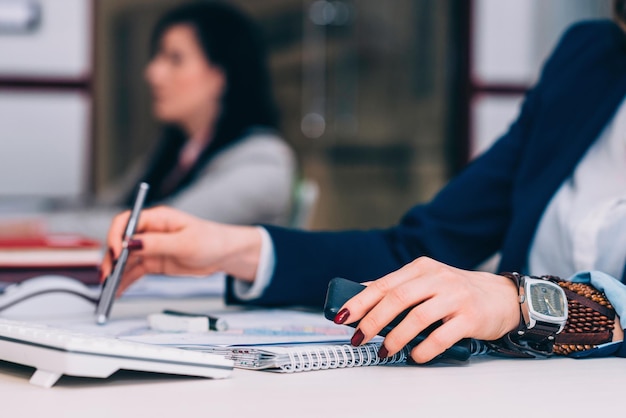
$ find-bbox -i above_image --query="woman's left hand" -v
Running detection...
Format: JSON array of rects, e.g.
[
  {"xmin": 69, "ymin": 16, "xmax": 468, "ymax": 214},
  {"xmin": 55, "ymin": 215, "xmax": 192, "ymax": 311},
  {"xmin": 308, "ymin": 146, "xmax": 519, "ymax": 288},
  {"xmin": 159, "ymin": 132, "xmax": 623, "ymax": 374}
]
[{"xmin": 334, "ymin": 257, "xmax": 520, "ymax": 363}]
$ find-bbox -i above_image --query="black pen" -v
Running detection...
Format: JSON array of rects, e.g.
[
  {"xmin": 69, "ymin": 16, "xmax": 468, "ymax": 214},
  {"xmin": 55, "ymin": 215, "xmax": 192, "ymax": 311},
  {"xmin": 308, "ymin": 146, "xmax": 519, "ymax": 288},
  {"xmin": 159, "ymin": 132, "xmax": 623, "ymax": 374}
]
[
  {"xmin": 96, "ymin": 182, "xmax": 150, "ymax": 325},
  {"xmin": 162, "ymin": 309, "xmax": 228, "ymax": 332}
]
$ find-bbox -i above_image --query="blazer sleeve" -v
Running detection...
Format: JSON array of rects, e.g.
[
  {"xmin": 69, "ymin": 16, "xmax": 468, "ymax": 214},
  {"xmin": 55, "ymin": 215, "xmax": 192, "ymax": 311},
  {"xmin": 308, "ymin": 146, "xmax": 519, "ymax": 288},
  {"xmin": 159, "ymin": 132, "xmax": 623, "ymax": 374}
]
[
  {"xmin": 226, "ymin": 96, "xmax": 536, "ymax": 308},
  {"xmin": 227, "ymin": 76, "xmax": 546, "ymax": 308},
  {"xmin": 227, "ymin": 21, "xmax": 609, "ymax": 308}
]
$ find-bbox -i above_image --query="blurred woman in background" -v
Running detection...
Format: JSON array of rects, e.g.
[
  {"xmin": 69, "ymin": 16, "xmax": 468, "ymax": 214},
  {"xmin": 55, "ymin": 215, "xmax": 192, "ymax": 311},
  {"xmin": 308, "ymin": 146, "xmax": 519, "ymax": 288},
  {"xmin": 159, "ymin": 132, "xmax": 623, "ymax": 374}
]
[{"xmin": 44, "ymin": 1, "xmax": 296, "ymax": 237}]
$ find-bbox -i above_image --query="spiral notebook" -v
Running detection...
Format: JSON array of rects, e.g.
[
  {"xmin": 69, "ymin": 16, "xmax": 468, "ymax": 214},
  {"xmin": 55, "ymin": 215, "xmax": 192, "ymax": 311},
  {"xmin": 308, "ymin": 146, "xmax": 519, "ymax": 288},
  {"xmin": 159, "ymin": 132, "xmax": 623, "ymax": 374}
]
[{"xmin": 207, "ymin": 342, "xmax": 410, "ymax": 373}]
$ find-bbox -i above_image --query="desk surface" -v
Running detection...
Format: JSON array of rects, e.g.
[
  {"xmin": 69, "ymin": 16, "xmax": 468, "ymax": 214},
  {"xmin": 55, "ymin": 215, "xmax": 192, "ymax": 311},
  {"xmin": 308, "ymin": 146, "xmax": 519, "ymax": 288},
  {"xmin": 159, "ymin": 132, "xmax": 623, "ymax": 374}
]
[{"xmin": 1, "ymin": 297, "xmax": 623, "ymax": 417}]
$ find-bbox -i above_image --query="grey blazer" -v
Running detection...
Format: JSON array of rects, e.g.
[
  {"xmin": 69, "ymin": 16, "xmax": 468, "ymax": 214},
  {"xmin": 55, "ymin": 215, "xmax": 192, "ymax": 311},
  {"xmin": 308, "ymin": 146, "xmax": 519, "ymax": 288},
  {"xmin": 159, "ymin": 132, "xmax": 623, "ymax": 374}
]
[{"xmin": 45, "ymin": 131, "xmax": 297, "ymax": 239}]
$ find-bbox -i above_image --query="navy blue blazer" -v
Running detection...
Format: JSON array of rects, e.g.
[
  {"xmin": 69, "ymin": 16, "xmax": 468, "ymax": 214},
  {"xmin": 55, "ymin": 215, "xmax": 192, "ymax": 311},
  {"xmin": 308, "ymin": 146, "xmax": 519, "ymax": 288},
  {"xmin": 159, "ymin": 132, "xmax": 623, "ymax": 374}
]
[{"xmin": 227, "ymin": 20, "xmax": 626, "ymax": 309}]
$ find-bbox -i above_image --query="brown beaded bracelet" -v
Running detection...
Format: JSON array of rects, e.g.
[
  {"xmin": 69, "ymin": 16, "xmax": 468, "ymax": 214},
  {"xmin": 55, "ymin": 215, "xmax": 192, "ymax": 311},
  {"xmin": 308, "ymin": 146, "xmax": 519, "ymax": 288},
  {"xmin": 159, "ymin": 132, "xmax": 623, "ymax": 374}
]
[{"xmin": 552, "ymin": 280, "xmax": 616, "ymax": 356}]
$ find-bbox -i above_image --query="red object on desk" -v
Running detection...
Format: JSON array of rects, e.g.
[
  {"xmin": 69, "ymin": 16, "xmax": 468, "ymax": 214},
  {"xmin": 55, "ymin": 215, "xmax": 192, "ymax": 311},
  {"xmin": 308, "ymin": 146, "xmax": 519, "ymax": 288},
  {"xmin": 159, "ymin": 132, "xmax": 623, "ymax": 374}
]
[
  {"xmin": 0, "ymin": 234, "xmax": 102, "ymax": 285},
  {"xmin": 0, "ymin": 234, "xmax": 100, "ymax": 249}
]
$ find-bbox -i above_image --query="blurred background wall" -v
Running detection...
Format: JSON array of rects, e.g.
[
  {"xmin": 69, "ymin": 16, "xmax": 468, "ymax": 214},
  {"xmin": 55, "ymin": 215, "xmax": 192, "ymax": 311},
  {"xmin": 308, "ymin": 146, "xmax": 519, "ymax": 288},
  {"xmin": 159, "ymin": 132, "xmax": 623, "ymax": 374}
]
[{"xmin": 0, "ymin": 0, "xmax": 614, "ymax": 230}]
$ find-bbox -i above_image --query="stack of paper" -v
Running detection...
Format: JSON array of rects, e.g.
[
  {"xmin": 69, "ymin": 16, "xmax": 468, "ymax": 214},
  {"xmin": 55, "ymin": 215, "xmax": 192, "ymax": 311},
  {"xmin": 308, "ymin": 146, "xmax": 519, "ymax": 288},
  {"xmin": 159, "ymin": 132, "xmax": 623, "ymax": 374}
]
[{"xmin": 42, "ymin": 308, "xmax": 402, "ymax": 374}]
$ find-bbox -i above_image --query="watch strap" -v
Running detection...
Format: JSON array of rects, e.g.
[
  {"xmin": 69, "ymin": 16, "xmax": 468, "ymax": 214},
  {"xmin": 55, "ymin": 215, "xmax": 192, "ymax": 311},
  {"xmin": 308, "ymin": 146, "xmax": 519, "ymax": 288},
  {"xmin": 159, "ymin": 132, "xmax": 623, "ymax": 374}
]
[
  {"xmin": 487, "ymin": 334, "xmax": 554, "ymax": 359},
  {"xmin": 487, "ymin": 272, "xmax": 556, "ymax": 358}
]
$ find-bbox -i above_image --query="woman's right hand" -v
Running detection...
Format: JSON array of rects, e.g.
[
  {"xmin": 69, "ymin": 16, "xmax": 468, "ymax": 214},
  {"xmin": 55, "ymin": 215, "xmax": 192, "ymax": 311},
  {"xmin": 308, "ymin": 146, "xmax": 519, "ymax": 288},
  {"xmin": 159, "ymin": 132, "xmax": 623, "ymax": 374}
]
[{"xmin": 101, "ymin": 206, "xmax": 262, "ymax": 296}]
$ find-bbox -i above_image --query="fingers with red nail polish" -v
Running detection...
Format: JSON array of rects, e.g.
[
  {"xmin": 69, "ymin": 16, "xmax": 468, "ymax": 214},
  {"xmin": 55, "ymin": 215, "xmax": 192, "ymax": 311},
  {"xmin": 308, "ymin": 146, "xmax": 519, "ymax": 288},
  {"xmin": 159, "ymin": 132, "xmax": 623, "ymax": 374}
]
[
  {"xmin": 126, "ymin": 238, "xmax": 143, "ymax": 251},
  {"xmin": 351, "ymin": 329, "xmax": 364, "ymax": 346},
  {"xmin": 333, "ymin": 308, "xmax": 350, "ymax": 324},
  {"xmin": 377, "ymin": 344, "xmax": 388, "ymax": 359}
]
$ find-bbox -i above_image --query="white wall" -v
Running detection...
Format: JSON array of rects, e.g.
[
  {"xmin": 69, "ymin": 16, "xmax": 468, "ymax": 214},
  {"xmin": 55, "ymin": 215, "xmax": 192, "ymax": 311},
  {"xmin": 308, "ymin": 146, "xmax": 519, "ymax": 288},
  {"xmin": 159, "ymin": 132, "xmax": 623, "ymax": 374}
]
[
  {"xmin": 470, "ymin": 0, "xmax": 612, "ymax": 156},
  {"xmin": 0, "ymin": 91, "xmax": 90, "ymax": 197},
  {"xmin": 0, "ymin": 0, "xmax": 92, "ymax": 201}
]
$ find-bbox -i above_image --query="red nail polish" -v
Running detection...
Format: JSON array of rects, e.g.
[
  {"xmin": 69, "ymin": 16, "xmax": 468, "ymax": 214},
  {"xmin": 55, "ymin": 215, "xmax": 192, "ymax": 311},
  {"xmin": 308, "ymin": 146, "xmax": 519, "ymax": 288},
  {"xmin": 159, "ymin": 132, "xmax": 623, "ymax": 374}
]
[
  {"xmin": 126, "ymin": 239, "xmax": 143, "ymax": 251},
  {"xmin": 377, "ymin": 344, "xmax": 389, "ymax": 359},
  {"xmin": 351, "ymin": 329, "xmax": 364, "ymax": 346},
  {"xmin": 334, "ymin": 308, "xmax": 350, "ymax": 324},
  {"xmin": 108, "ymin": 247, "xmax": 114, "ymax": 259}
]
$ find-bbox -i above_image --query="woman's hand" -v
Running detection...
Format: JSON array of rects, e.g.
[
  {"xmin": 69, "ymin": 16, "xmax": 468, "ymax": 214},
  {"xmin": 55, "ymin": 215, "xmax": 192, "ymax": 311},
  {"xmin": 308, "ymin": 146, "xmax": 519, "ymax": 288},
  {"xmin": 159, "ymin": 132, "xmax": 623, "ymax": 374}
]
[
  {"xmin": 334, "ymin": 257, "xmax": 520, "ymax": 363},
  {"xmin": 101, "ymin": 206, "xmax": 262, "ymax": 296}
]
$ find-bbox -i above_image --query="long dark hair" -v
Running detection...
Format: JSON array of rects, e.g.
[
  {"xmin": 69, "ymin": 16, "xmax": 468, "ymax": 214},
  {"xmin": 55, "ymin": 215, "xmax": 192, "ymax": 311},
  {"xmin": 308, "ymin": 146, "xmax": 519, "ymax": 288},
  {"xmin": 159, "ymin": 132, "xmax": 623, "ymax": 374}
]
[
  {"xmin": 133, "ymin": 1, "xmax": 280, "ymax": 205},
  {"xmin": 615, "ymin": 0, "xmax": 626, "ymax": 28}
]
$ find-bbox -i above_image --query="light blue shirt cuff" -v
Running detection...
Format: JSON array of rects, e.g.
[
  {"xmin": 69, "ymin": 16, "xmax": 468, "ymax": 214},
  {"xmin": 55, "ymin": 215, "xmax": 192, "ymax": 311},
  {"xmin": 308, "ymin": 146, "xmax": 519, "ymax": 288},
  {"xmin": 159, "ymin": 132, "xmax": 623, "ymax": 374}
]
[
  {"xmin": 568, "ymin": 271, "xmax": 626, "ymax": 322},
  {"xmin": 232, "ymin": 227, "xmax": 275, "ymax": 301}
]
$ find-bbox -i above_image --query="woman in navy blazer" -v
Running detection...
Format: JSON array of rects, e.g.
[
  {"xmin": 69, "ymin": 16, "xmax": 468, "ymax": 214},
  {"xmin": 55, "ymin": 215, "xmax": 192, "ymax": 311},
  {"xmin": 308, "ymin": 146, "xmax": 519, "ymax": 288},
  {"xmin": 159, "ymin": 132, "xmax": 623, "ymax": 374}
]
[
  {"xmin": 251, "ymin": 19, "xmax": 626, "ymax": 305},
  {"xmin": 103, "ymin": 18, "xmax": 626, "ymax": 363}
]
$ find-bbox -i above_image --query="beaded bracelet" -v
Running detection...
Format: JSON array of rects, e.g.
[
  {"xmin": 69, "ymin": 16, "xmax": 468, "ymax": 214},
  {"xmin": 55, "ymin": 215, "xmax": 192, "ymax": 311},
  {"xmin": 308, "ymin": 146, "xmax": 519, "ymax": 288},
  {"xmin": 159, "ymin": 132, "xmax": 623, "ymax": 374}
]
[{"xmin": 551, "ymin": 280, "xmax": 616, "ymax": 356}]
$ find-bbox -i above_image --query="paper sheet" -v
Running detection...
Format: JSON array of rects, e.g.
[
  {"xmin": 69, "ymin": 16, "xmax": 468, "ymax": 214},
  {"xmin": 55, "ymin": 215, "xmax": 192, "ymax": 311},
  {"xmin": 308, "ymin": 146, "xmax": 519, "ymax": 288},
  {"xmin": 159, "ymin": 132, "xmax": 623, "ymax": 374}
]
[
  {"xmin": 121, "ymin": 273, "xmax": 226, "ymax": 298},
  {"xmin": 42, "ymin": 308, "xmax": 355, "ymax": 348}
]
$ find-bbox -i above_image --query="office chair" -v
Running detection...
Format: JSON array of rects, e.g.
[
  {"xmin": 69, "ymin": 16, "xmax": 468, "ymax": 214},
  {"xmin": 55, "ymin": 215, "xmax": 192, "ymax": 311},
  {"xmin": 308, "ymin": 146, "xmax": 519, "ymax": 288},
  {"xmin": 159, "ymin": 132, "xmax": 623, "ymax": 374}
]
[{"xmin": 288, "ymin": 178, "xmax": 319, "ymax": 229}]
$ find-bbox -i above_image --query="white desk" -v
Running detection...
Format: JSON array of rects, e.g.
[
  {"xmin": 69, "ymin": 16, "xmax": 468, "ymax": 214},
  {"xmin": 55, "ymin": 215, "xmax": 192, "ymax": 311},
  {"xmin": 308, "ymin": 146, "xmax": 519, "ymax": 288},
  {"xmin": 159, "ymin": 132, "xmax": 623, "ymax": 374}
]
[{"xmin": 0, "ymin": 297, "xmax": 623, "ymax": 417}]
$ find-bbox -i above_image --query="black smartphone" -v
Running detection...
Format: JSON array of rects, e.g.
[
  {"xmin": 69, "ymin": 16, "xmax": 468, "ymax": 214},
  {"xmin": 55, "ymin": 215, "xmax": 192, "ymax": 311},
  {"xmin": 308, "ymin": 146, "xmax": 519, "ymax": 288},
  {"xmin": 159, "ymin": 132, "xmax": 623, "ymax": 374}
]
[{"xmin": 323, "ymin": 277, "xmax": 471, "ymax": 362}]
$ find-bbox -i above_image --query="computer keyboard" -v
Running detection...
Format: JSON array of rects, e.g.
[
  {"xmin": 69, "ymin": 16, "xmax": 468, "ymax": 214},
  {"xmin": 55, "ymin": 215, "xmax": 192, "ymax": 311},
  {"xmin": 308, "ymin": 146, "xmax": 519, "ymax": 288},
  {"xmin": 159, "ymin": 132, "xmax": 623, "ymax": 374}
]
[{"xmin": 0, "ymin": 318, "xmax": 233, "ymax": 388}]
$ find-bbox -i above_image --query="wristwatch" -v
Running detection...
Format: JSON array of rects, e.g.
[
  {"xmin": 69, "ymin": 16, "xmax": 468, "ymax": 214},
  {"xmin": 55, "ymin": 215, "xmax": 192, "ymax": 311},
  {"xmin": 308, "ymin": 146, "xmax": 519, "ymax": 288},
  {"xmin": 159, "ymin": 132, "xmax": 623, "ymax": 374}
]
[{"xmin": 491, "ymin": 273, "xmax": 568, "ymax": 358}]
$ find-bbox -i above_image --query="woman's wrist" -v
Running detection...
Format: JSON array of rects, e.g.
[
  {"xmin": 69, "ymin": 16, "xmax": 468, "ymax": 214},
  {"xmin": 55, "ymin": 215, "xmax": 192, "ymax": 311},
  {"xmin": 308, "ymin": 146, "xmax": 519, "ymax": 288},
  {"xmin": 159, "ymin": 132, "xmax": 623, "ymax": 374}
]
[
  {"xmin": 216, "ymin": 225, "xmax": 262, "ymax": 282},
  {"xmin": 494, "ymin": 272, "xmax": 522, "ymax": 335}
]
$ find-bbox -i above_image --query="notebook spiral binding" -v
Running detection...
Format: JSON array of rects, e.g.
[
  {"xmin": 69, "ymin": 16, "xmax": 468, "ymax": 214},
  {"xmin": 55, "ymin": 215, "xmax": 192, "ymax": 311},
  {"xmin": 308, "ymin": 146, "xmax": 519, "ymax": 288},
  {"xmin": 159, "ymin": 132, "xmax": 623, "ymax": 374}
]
[{"xmin": 281, "ymin": 343, "xmax": 409, "ymax": 373}]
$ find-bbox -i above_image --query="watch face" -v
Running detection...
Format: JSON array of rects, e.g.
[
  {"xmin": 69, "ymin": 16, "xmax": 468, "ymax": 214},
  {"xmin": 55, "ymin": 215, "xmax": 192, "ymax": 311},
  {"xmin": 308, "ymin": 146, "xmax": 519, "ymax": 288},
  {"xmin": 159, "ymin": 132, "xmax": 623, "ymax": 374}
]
[{"xmin": 529, "ymin": 282, "xmax": 566, "ymax": 317}]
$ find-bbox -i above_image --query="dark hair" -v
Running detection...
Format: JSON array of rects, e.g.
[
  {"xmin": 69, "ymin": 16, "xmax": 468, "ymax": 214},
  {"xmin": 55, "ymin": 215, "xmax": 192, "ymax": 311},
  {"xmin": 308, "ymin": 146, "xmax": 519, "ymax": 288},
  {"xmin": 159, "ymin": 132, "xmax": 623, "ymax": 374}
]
[
  {"xmin": 615, "ymin": 0, "xmax": 626, "ymax": 28},
  {"xmin": 135, "ymin": 1, "xmax": 280, "ymax": 205}
]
